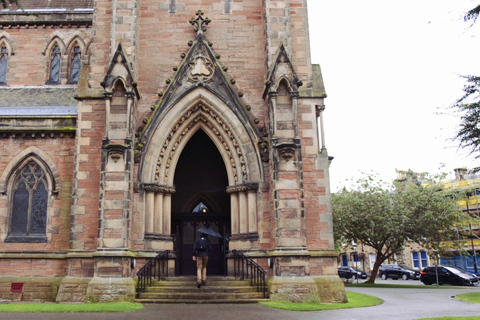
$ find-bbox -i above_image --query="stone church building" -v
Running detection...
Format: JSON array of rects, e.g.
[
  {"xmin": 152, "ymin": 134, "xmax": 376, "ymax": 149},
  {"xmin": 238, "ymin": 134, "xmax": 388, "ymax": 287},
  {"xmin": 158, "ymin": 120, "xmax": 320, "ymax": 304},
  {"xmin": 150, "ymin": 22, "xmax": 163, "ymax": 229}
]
[{"xmin": 0, "ymin": 0, "xmax": 344, "ymax": 303}]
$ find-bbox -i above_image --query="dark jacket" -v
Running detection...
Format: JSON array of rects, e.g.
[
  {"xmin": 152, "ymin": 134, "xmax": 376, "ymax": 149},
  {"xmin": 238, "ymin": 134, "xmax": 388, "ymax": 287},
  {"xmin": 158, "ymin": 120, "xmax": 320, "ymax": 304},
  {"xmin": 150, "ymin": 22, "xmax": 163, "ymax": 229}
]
[{"xmin": 193, "ymin": 236, "xmax": 211, "ymax": 257}]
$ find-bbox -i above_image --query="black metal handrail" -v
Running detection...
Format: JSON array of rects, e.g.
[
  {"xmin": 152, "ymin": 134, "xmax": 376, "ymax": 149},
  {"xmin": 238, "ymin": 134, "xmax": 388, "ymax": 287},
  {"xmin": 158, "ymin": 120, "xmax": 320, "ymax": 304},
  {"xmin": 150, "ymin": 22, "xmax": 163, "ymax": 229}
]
[
  {"xmin": 230, "ymin": 250, "xmax": 268, "ymax": 297},
  {"xmin": 136, "ymin": 250, "xmax": 170, "ymax": 297}
]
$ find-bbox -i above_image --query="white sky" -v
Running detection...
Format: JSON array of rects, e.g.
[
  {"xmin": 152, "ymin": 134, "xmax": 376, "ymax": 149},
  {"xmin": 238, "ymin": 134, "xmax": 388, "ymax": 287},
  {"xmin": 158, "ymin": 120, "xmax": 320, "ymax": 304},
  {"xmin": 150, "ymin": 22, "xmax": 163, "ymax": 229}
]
[{"xmin": 307, "ymin": 0, "xmax": 480, "ymax": 192}]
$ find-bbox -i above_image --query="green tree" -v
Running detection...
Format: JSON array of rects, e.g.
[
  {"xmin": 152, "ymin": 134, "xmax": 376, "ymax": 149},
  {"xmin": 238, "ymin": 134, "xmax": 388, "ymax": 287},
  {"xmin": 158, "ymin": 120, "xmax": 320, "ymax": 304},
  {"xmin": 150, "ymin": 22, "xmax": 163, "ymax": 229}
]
[
  {"xmin": 452, "ymin": 4, "xmax": 480, "ymax": 164},
  {"xmin": 465, "ymin": 4, "xmax": 480, "ymax": 23},
  {"xmin": 453, "ymin": 76, "xmax": 480, "ymax": 160},
  {"xmin": 332, "ymin": 173, "xmax": 470, "ymax": 284}
]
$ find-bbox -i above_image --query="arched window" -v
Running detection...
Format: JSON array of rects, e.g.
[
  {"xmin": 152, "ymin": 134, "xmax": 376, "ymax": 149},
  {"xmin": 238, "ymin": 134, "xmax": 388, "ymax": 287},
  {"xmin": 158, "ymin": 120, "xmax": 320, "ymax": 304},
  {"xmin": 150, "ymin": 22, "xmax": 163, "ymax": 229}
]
[
  {"xmin": 47, "ymin": 45, "xmax": 61, "ymax": 84},
  {"xmin": 0, "ymin": 45, "xmax": 8, "ymax": 85},
  {"xmin": 192, "ymin": 202, "xmax": 209, "ymax": 213},
  {"xmin": 5, "ymin": 161, "xmax": 48, "ymax": 242},
  {"xmin": 67, "ymin": 46, "xmax": 81, "ymax": 84}
]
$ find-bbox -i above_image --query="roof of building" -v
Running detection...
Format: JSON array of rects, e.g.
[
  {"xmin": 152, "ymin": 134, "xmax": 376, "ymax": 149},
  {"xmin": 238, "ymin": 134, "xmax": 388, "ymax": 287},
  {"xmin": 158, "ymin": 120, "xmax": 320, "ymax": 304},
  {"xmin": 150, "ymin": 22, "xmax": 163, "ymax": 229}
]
[{"xmin": 0, "ymin": 86, "xmax": 77, "ymax": 116}]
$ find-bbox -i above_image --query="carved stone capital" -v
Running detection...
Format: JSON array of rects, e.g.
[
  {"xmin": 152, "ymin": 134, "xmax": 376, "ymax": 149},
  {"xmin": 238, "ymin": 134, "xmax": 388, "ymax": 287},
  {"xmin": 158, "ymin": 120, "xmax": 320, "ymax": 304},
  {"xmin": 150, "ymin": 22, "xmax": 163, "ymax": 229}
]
[
  {"xmin": 289, "ymin": 91, "xmax": 299, "ymax": 98},
  {"xmin": 226, "ymin": 183, "xmax": 259, "ymax": 194},
  {"xmin": 125, "ymin": 91, "xmax": 136, "ymax": 99},
  {"xmin": 143, "ymin": 183, "xmax": 176, "ymax": 194},
  {"xmin": 316, "ymin": 104, "xmax": 325, "ymax": 117}
]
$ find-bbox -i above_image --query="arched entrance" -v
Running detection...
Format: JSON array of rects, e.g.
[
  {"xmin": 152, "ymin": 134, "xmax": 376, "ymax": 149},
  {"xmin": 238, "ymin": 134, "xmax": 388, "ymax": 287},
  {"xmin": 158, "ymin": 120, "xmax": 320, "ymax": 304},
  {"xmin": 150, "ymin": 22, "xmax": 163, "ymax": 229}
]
[{"xmin": 171, "ymin": 129, "xmax": 230, "ymax": 275}]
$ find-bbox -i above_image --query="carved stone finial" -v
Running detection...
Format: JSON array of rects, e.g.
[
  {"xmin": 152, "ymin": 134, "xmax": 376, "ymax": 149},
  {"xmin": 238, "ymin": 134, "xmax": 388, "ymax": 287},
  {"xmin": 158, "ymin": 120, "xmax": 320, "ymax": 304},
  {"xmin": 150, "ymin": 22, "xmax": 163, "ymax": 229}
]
[{"xmin": 189, "ymin": 10, "xmax": 211, "ymax": 34}]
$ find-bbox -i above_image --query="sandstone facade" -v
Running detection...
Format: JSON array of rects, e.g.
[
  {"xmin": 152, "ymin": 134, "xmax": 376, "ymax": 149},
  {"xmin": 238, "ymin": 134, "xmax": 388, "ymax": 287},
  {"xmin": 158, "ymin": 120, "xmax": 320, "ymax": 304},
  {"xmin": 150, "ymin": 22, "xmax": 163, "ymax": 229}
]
[{"xmin": 0, "ymin": 0, "xmax": 345, "ymax": 303}]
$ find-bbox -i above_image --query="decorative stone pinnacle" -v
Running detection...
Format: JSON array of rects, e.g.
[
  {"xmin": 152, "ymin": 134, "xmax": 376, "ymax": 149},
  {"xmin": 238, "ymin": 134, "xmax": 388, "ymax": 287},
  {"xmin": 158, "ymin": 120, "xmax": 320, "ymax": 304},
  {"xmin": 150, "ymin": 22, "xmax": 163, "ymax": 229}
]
[{"xmin": 189, "ymin": 10, "xmax": 211, "ymax": 34}]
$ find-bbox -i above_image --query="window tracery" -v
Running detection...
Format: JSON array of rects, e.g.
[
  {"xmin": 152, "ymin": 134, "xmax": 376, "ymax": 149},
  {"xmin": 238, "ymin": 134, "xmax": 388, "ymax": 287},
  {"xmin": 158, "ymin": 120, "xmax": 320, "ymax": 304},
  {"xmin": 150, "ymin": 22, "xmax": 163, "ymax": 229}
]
[
  {"xmin": 0, "ymin": 45, "xmax": 7, "ymax": 85},
  {"xmin": 5, "ymin": 161, "xmax": 48, "ymax": 243},
  {"xmin": 47, "ymin": 45, "xmax": 61, "ymax": 84},
  {"xmin": 68, "ymin": 46, "xmax": 81, "ymax": 84}
]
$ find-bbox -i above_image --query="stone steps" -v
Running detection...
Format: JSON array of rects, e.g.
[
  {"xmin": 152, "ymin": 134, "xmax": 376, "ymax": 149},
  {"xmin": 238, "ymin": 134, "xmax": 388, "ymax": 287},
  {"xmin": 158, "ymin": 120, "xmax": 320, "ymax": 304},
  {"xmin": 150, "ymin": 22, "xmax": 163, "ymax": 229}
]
[{"xmin": 136, "ymin": 276, "xmax": 269, "ymax": 304}]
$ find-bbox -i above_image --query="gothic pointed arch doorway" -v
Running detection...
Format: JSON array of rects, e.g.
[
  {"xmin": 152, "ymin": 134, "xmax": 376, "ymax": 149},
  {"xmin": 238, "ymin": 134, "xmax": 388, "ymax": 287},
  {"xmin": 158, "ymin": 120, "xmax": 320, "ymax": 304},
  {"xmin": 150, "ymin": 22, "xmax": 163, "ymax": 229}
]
[{"xmin": 171, "ymin": 129, "xmax": 231, "ymax": 275}]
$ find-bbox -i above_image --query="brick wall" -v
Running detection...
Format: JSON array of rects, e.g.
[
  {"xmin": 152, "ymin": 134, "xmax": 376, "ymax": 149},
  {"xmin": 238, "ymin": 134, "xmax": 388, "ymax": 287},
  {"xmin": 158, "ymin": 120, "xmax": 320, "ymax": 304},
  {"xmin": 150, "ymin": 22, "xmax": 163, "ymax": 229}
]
[
  {"xmin": 0, "ymin": 28, "xmax": 91, "ymax": 86},
  {"xmin": 0, "ymin": 137, "xmax": 75, "ymax": 251}
]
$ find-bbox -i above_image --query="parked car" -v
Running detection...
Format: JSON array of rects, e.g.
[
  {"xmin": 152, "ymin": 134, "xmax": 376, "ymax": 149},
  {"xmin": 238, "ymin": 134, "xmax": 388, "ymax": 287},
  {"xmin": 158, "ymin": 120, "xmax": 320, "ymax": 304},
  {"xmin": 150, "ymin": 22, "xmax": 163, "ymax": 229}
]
[
  {"xmin": 338, "ymin": 266, "xmax": 367, "ymax": 280},
  {"xmin": 420, "ymin": 266, "xmax": 480, "ymax": 286},
  {"xmin": 379, "ymin": 264, "xmax": 420, "ymax": 280}
]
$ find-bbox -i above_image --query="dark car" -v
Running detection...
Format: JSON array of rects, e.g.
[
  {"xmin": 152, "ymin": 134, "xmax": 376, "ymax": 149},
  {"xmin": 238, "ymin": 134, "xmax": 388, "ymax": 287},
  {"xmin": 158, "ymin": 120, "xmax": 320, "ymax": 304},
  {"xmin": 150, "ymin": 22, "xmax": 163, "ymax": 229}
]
[
  {"xmin": 338, "ymin": 266, "xmax": 367, "ymax": 280},
  {"xmin": 420, "ymin": 266, "xmax": 480, "ymax": 286},
  {"xmin": 379, "ymin": 264, "xmax": 420, "ymax": 280}
]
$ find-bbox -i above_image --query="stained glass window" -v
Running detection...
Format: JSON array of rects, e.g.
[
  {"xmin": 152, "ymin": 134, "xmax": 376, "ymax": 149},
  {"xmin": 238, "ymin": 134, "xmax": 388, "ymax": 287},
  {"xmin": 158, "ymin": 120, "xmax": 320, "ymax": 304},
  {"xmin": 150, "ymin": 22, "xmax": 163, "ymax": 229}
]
[
  {"xmin": 6, "ymin": 161, "xmax": 48, "ymax": 242},
  {"xmin": 68, "ymin": 46, "xmax": 81, "ymax": 84},
  {"xmin": 48, "ymin": 45, "xmax": 61, "ymax": 84},
  {"xmin": 0, "ymin": 46, "xmax": 7, "ymax": 85}
]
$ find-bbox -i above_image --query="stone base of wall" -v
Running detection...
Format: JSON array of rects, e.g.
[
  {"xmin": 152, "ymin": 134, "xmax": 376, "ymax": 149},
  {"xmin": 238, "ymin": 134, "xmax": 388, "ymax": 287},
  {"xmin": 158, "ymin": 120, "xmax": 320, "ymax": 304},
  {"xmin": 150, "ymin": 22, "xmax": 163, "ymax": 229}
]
[
  {"xmin": 313, "ymin": 276, "xmax": 348, "ymax": 303},
  {"xmin": 268, "ymin": 275, "xmax": 346, "ymax": 303},
  {"xmin": 85, "ymin": 277, "xmax": 135, "ymax": 302},
  {"xmin": 0, "ymin": 276, "xmax": 63, "ymax": 302},
  {"xmin": 56, "ymin": 276, "xmax": 91, "ymax": 303}
]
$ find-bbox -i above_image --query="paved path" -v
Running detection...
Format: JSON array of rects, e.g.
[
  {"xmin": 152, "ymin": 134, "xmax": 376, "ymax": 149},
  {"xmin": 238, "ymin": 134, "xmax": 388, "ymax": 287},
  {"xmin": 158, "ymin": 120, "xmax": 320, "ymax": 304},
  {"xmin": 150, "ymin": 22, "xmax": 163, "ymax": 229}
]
[{"xmin": 2, "ymin": 286, "xmax": 480, "ymax": 320}]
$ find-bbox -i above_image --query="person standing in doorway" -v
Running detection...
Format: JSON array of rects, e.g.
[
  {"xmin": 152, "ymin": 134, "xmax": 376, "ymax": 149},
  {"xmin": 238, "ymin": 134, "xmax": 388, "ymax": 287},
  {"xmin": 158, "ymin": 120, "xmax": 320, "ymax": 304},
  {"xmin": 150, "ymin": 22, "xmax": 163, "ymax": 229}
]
[{"xmin": 193, "ymin": 233, "xmax": 210, "ymax": 288}]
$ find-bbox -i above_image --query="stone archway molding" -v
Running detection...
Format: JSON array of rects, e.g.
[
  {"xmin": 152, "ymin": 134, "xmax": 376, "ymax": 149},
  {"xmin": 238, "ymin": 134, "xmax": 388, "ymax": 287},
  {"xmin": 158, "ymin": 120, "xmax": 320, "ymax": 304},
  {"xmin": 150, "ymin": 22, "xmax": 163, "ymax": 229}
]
[
  {"xmin": 0, "ymin": 146, "xmax": 61, "ymax": 196},
  {"xmin": 139, "ymin": 88, "xmax": 263, "ymax": 247}
]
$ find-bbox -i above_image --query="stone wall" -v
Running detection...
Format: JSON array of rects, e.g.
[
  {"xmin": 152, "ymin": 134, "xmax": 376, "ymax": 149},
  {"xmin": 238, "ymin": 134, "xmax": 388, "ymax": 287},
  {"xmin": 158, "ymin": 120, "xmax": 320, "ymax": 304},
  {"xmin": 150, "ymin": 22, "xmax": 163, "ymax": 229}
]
[{"xmin": 0, "ymin": 276, "xmax": 63, "ymax": 302}]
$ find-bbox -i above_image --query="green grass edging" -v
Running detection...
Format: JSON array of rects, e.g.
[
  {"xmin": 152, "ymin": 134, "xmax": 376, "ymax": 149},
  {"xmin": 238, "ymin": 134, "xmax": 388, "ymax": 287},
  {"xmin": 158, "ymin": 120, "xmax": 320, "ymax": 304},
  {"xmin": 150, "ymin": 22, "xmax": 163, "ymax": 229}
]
[
  {"xmin": 260, "ymin": 291, "xmax": 383, "ymax": 311},
  {"xmin": 0, "ymin": 302, "xmax": 144, "ymax": 313},
  {"xmin": 455, "ymin": 292, "xmax": 480, "ymax": 304}
]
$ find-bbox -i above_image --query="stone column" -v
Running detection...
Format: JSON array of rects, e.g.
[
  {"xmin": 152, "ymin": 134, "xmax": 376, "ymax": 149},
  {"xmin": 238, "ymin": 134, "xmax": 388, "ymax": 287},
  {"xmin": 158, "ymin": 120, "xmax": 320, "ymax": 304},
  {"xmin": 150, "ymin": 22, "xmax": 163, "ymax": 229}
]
[
  {"xmin": 154, "ymin": 192, "xmax": 164, "ymax": 234},
  {"xmin": 247, "ymin": 189, "xmax": 257, "ymax": 234},
  {"xmin": 143, "ymin": 184, "xmax": 175, "ymax": 249},
  {"xmin": 238, "ymin": 191, "xmax": 248, "ymax": 234},
  {"xmin": 145, "ymin": 191, "xmax": 154, "ymax": 235},
  {"xmin": 230, "ymin": 192, "xmax": 239, "ymax": 234},
  {"xmin": 316, "ymin": 104, "xmax": 326, "ymax": 152},
  {"xmin": 227, "ymin": 183, "xmax": 259, "ymax": 242}
]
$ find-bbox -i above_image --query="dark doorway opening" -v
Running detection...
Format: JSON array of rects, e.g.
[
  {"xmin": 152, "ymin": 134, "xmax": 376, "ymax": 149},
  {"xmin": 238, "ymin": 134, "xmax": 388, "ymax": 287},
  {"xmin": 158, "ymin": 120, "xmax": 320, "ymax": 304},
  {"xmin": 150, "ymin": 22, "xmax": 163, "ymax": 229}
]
[{"xmin": 171, "ymin": 129, "xmax": 230, "ymax": 276}]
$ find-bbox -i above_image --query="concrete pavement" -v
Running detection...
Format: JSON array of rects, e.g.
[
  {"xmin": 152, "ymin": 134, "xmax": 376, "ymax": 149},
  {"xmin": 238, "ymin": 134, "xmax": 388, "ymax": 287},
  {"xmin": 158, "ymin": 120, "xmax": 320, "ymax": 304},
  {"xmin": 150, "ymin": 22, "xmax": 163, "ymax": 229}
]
[{"xmin": 1, "ymin": 285, "xmax": 480, "ymax": 320}]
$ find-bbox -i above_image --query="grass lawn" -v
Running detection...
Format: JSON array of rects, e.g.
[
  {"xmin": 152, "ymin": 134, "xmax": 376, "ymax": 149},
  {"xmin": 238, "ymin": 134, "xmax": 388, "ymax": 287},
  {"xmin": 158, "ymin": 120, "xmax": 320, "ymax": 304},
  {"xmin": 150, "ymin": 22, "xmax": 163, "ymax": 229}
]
[
  {"xmin": 0, "ymin": 302, "xmax": 143, "ymax": 313},
  {"xmin": 455, "ymin": 292, "xmax": 480, "ymax": 304},
  {"xmin": 259, "ymin": 291, "xmax": 383, "ymax": 311}
]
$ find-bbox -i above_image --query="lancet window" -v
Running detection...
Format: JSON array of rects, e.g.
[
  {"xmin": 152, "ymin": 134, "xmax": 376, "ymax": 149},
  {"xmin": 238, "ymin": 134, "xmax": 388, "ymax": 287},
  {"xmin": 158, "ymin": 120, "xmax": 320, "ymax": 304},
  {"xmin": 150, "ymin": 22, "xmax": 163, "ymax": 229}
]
[
  {"xmin": 47, "ymin": 45, "xmax": 61, "ymax": 84},
  {"xmin": 0, "ymin": 45, "xmax": 8, "ymax": 85},
  {"xmin": 68, "ymin": 46, "xmax": 81, "ymax": 84}
]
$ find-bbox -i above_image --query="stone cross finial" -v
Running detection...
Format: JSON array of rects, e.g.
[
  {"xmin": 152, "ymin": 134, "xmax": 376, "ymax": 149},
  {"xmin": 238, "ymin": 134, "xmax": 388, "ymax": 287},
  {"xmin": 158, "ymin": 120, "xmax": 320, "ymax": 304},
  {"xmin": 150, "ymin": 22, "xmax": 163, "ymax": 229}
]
[{"xmin": 189, "ymin": 10, "xmax": 211, "ymax": 34}]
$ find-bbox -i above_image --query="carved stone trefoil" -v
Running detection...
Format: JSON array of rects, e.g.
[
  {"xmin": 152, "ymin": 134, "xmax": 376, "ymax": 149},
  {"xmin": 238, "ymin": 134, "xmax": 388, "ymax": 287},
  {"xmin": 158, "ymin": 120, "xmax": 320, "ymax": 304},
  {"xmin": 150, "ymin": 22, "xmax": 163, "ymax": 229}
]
[{"xmin": 187, "ymin": 50, "xmax": 214, "ymax": 84}]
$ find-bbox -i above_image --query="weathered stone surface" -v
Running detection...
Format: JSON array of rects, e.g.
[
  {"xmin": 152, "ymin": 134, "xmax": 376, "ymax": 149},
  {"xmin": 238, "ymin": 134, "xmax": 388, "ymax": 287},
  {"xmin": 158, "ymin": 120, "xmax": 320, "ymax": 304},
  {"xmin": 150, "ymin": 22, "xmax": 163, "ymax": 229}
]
[
  {"xmin": 313, "ymin": 276, "xmax": 348, "ymax": 303},
  {"xmin": 85, "ymin": 277, "xmax": 135, "ymax": 303}
]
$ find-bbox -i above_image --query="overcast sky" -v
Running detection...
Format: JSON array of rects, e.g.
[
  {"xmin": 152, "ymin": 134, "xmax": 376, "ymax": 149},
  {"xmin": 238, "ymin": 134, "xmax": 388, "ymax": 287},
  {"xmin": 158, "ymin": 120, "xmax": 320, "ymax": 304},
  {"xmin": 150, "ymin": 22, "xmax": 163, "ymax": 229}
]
[{"xmin": 307, "ymin": 0, "xmax": 480, "ymax": 191}]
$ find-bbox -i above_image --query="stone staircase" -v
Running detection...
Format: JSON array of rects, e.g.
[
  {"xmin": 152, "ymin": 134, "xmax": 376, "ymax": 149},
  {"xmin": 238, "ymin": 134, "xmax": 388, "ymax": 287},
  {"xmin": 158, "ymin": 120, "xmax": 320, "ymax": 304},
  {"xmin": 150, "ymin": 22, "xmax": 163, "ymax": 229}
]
[{"xmin": 136, "ymin": 276, "xmax": 269, "ymax": 304}]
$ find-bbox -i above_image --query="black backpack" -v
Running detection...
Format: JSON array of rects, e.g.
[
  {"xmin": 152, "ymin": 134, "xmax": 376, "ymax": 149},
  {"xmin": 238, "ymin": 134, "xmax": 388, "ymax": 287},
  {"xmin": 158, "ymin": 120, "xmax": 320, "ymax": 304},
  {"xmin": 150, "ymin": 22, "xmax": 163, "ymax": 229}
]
[{"xmin": 196, "ymin": 237, "xmax": 209, "ymax": 251}]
